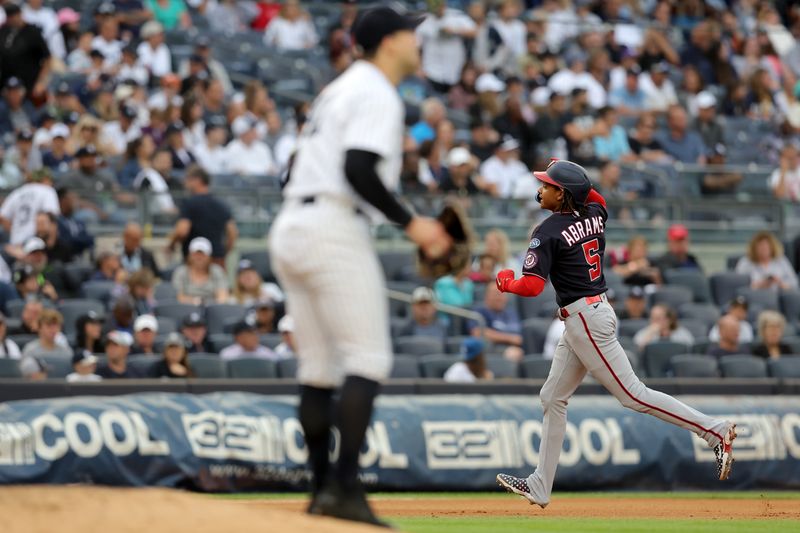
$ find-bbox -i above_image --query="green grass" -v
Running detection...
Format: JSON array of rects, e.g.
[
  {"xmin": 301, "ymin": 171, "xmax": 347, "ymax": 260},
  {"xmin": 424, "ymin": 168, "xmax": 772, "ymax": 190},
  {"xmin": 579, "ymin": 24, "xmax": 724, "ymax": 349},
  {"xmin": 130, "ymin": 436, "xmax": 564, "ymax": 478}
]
[{"xmin": 391, "ymin": 518, "xmax": 800, "ymax": 533}]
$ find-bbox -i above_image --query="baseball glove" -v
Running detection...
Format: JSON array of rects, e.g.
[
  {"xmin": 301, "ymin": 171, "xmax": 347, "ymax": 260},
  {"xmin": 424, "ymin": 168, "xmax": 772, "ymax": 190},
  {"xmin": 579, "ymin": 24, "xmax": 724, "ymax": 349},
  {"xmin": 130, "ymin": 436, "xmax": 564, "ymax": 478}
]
[{"xmin": 417, "ymin": 201, "xmax": 475, "ymax": 279}]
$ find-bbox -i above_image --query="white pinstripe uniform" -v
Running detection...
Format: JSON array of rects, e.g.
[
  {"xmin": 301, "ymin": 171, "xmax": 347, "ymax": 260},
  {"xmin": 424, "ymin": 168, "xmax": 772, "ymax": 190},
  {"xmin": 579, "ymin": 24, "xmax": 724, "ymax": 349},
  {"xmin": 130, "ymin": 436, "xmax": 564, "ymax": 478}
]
[{"xmin": 268, "ymin": 60, "xmax": 404, "ymax": 388}]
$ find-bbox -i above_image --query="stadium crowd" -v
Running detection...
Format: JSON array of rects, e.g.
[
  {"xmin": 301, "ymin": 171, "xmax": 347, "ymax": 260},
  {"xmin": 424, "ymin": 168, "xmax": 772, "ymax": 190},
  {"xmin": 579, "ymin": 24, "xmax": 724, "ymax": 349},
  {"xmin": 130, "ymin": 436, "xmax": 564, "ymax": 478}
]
[{"xmin": 0, "ymin": 0, "xmax": 799, "ymax": 383}]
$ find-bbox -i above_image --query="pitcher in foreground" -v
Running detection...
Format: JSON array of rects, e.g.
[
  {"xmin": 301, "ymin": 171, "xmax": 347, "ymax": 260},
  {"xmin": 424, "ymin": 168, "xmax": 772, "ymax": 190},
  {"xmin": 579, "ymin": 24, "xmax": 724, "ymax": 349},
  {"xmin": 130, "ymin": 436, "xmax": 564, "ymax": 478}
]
[{"xmin": 495, "ymin": 159, "xmax": 736, "ymax": 508}]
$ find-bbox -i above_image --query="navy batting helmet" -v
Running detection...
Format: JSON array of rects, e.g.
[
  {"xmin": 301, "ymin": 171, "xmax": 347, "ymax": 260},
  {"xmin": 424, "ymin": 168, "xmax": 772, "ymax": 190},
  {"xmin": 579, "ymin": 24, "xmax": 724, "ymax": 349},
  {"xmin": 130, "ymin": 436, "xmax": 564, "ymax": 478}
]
[{"xmin": 533, "ymin": 159, "xmax": 592, "ymax": 205}]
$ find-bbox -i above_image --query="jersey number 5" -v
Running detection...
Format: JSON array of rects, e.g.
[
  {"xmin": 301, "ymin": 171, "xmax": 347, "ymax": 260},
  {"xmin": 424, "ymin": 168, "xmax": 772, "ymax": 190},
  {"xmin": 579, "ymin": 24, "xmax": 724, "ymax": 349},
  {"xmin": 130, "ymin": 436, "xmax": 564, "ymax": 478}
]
[{"xmin": 582, "ymin": 238, "xmax": 602, "ymax": 281}]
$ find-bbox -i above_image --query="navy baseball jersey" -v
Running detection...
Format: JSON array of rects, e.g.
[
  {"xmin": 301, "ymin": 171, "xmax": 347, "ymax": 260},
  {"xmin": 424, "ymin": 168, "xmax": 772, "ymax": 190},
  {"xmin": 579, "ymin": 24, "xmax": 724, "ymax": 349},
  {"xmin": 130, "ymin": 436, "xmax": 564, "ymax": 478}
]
[{"xmin": 522, "ymin": 202, "xmax": 608, "ymax": 307}]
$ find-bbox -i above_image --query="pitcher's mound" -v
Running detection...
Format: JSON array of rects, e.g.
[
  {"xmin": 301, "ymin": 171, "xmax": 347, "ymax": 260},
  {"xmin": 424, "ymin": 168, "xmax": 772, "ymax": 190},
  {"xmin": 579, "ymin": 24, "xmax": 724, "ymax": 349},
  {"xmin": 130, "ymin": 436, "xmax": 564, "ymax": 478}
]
[{"xmin": 0, "ymin": 486, "xmax": 384, "ymax": 533}]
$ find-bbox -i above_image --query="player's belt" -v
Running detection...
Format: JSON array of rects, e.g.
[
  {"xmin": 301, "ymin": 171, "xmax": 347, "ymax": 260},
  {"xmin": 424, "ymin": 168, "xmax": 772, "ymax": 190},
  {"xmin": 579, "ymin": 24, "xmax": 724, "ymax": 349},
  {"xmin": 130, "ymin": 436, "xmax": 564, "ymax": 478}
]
[
  {"xmin": 558, "ymin": 293, "xmax": 607, "ymax": 319},
  {"xmin": 299, "ymin": 196, "xmax": 365, "ymax": 216}
]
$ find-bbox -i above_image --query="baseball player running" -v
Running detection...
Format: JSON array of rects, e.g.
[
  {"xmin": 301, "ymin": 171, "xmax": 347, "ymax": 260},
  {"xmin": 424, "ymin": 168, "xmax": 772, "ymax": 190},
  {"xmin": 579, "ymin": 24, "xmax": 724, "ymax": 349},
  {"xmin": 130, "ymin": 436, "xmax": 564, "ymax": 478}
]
[
  {"xmin": 268, "ymin": 5, "xmax": 450, "ymax": 528},
  {"xmin": 495, "ymin": 160, "xmax": 736, "ymax": 508}
]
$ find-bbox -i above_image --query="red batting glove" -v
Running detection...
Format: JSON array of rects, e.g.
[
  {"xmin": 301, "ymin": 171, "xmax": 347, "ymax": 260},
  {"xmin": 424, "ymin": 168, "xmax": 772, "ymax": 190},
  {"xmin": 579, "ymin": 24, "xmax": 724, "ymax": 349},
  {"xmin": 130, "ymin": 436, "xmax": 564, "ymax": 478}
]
[{"xmin": 496, "ymin": 269, "xmax": 515, "ymax": 292}]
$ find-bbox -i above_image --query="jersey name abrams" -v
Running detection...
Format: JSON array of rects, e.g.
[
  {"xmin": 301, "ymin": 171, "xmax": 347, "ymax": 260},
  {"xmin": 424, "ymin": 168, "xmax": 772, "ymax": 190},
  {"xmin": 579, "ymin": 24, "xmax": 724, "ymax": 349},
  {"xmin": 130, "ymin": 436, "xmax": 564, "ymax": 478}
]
[{"xmin": 561, "ymin": 215, "xmax": 605, "ymax": 247}]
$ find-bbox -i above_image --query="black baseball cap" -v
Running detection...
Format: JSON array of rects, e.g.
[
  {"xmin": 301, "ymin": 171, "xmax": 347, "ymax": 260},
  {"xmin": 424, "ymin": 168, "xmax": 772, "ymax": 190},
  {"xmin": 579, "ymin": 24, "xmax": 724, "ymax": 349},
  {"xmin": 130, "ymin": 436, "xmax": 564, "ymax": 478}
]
[
  {"xmin": 182, "ymin": 312, "xmax": 206, "ymax": 328},
  {"xmin": 352, "ymin": 5, "xmax": 424, "ymax": 54},
  {"xmin": 3, "ymin": 3, "xmax": 21, "ymax": 17},
  {"xmin": 232, "ymin": 320, "xmax": 257, "ymax": 335},
  {"xmin": 534, "ymin": 159, "xmax": 592, "ymax": 205},
  {"xmin": 75, "ymin": 144, "xmax": 98, "ymax": 158}
]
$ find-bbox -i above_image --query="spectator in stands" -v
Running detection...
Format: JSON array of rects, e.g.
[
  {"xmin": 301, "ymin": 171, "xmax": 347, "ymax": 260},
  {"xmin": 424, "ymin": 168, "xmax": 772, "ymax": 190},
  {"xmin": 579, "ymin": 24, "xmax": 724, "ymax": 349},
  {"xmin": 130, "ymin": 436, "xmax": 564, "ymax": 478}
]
[
  {"xmin": 0, "ymin": 4, "xmax": 51, "ymax": 100},
  {"xmin": 91, "ymin": 251, "xmax": 124, "ymax": 284},
  {"xmin": 74, "ymin": 310, "xmax": 105, "ymax": 357},
  {"xmin": 633, "ymin": 304, "xmax": 694, "ymax": 350},
  {"xmin": 492, "ymin": 0, "xmax": 525, "ymax": 63},
  {"xmin": 592, "ymin": 106, "xmax": 633, "ymax": 163},
  {"xmin": 92, "ymin": 15, "xmax": 123, "ymax": 68},
  {"xmin": 19, "ymin": 356, "xmax": 48, "ymax": 380},
  {"xmin": 132, "ymin": 148, "xmax": 178, "ymax": 216},
  {"xmin": 398, "ymin": 287, "xmax": 446, "ymax": 340},
  {"xmin": 479, "ymin": 135, "xmax": 528, "ymax": 198},
  {"xmin": 220, "ymin": 319, "xmax": 276, "ymax": 361},
  {"xmin": 410, "ymin": 98, "xmax": 446, "ymax": 145},
  {"xmin": 470, "ymin": 283, "xmax": 523, "ymax": 362},
  {"xmin": 693, "ymin": 92, "xmax": 723, "ymax": 150},
  {"xmin": 162, "ymin": 121, "xmax": 196, "ymax": 171},
  {"xmin": 9, "ymin": 299, "xmax": 43, "ymax": 335},
  {"xmin": 172, "ymin": 237, "xmax": 229, "ymax": 305},
  {"xmin": 612, "ymin": 235, "xmax": 661, "ymax": 287},
  {"xmin": 416, "ymin": 0, "xmax": 477, "ymax": 94},
  {"xmin": 0, "ymin": 312, "xmax": 21, "ymax": 359},
  {"xmin": 66, "ymin": 351, "xmax": 101, "ymax": 382},
  {"xmin": 618, "ymin": 285, "xmax": 647, "ymax": 320},
  {"xmin": 706, "ymin": 315, "xmax": 744, "ymax": 357},
  {"xmin": 147, "ymin": 0, "xmax": 191, "ymax": 30},
  {"xmin": 41, "ymin": 123, "xmax": 73, "ymax": 173},
  {"xmin": 469, "ymin": 254, "xmax": 497, "ymax": 284},
  {"xmin": 482, "ymin": 229, "xmax": 516, "ymax": 274},
  {"xmin": 64, "ymin": 144, "xmax": 126, "ymax": 224},
  {"xmin": 609, "ymin": 67, "xmax": 647, "ymax": 117},
  {"xmin": 149, "ymin": 332, "xmax": 194, "ymax": 378},
  {"xmin": 627, "ymin": 113, "xmax": 669, "ymax": 163},
  {"xmin": 137, "ymin": 21, "xmax": 172, "ymax": 79},
  {"xmin": 120, "ymin": 222, "xmax": 160, "ymax": 277},
  {"xmin": 446, "ymin": 63, "xmax": 478, "ymax": 113},
  {"xmin": 709, "ymin": 296, "xmax": 754, "ymax": 345},
  {"xmin": 274, "ymin": 315, "xmax": 296, "ymax": 358},
  {"xmin": 34, "ymin": 212, "xmax": 70, "ymax": 265},
  {"xmin": 206, "ymin": 0, "xmax": 258, "ymax": 36},
  {"xmin": 469, "ymin": 118, "xmax": 499, "ymax": 162},
  {"xmin": 434, "ymin": 263, "xmax": 474, "ymax": 310},
  {"xmin": 96, "ymin": 330, "xmax": 141, "ymax": 378},
  {"xmin": 0, "ymin": 77, "xmax": 35, "ymax": 138},
  {"xmin": 769, "ymin": 144, "xmax": 800, "ymax": 201},
  {"xmin": 114, "ymin": 0, "xmax": 151, "ymax": 39},
  {"xmin": 193, "ymin": 116, "xmax": 228, "ymax": 174},
  {"xmin": 262, "ymin": 0, "xmax": 317, "ymax": 50},
  {"xmin": 641, "ymin": 62, "xmax": 678, "ymax": 113},
  {"xmin": 222, "ymin": 116, "xmax": 276, "ymax": 176},
  {"xmin": 251, "ymin": 299, "xmax": 277, "ymax": 335},
  {"xmin": 181, "ymin": 312, "xmax": 212, "ymax": 353},
  {"xmin": 3, "ymin": 128, "xmax": 43, "ymax": 183},
  {"xmin": 655, "ymin": 105, "xmax": 707, "ymax": 164},
  {"xmin": 700, "ymin": 144, "xmax": 743, "ymax": 196},
  {"xmin": 751, "ymin": 310, "xmax": 792, "ymax": 360},
  {"xmin": 106, "ymin": 297, "xmax": 136, "ymax": 335},
  {"xmin": 439, "ymin": 147, "xmax": 482, "ymax": 196},
  {"xmin": 168, "ymin": 165, "xmax": 237, "ymax": 266},
  {"xmin": 735, "ymin": 231, "xmax": 799, "ymax": 290},
  {"xmin": 230, "ymin": 260, "xmax": 283, "ymax": 307},
  {"xmin": 24, "ymin": 0, "xmax": 60, "ymax": 59},
  {"xmin": 102, "ymin": 105, "xmax": 142, "ymax": 158},
  {"xmin": 0, "ymin": 170, "xmax": 60, "ymax": 245},
  {"xmin": 56, "ymin": 187, "xmax": 95, "ymax": 260},
  {"xmin": 22, "ymin": 309, "xmax": 71, "ymax": 357},
  {"xmin": 118, "ymin": 44, "xmax": 149, "ymax": 86},
  {"xmin": 127, "ymin": 270, "xmax": 157, "ymax": 316},
  {"xmin": 13, "ymin": 263, "xmax": 56, "ymax": 303},
  {"xmin": 444, "ymin": 337, "xmax": 493, "ymax": 383},
  {"xmin": 531, "ymin": 92, "xmax": 567, "ymax": 147},
  {"xmin": 654, "ymin": 224, "xmax": 703, "ymax": 273}
]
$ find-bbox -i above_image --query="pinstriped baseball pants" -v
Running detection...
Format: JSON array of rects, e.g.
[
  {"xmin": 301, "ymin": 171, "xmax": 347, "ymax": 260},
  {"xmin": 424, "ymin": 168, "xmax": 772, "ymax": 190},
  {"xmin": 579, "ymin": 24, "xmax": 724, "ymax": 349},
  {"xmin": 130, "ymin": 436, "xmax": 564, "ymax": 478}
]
[{"xmin": 268, "ymin": 198, "xmax": 393, "ymax": 387}]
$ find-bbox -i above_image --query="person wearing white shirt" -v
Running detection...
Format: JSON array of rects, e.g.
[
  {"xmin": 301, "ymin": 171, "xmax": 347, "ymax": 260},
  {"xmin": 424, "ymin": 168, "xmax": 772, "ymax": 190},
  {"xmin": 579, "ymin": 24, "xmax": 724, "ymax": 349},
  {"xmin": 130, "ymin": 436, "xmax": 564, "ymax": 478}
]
[
  {"xmin": 193, "ymin": 119, "xmax": 229, "ymax": 174},
  {"xmin": 769, "ymin": 145, "xmax": 800, "ymax": 201},
  {"xmin": 443, "ymin": 338, "xmax": 494, "ymax": 383},
  {"xmin": 492, "ymin": 0, "xmax": 527, "ymax": 59},
  {"xmin": 478, "ymin": 136, "xmax": 530, "ymax": 198},
  {"xmin": 262, "ymin": 0, "xmax": 318, "ymax": 50},
  {"xmin": 0, "ymin": 172, "xmax": 60, "ymax": 245},
  {"xmin": 133, "ymin": 149, "xmax": 177, "ymax": 215},
  {"xmin": 640, "ymin": 62, "xmax": 679, "ymax": 112},
  {"xmin": 222, "ymin": 116, "xmax": 276, "ymax": 176},
  {"xmin": 117, "ymin": 45, "xmax": 149, "ymax": 86},
  {"xmin": 137, "ymin": 21, "xmax": 172, "ymax": 79},
  {"xmin": 0, "ymin": 314, "xmax": 21, "ymax": 359},
  {"xmin": 415, "ymin": 3, "xmax": 477, "ymax": 90},
  {"xmin": 101, "ymin": 105, "xmax": 142, "ymax": 155},
  {"xmin": 219, "ymin": 320, "xmax": 279, "ymax": 361},
  {"xmin": 91, "ymin": 17, "xmax": 123, "ymax": 68},
  {"xmin": 66, "ymin": 352, "xmax": 102, "ymax": 383}
]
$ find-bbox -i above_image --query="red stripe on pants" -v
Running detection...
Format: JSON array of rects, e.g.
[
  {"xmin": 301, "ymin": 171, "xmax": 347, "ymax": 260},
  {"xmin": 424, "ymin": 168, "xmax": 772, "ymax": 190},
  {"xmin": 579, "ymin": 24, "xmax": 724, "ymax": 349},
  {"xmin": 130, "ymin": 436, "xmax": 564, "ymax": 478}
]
[{"xmin": 577, "ymin": 312, "xmax": 723, "ymax": 443}]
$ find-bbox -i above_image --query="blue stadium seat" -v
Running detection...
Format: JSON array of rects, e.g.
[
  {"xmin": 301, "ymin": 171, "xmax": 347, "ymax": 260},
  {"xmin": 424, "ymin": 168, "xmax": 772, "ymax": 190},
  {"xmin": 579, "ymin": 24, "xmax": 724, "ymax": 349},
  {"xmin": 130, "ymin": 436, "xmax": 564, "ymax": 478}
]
[
  {"xmin": 155, "ymin": 303, "xmax": 203, "ymax": 325},
  {"xmin": 277, "ymin": 358, "xmax": 298, "ymax": 379},
  {"xmin": 618, "ymin": 318, "xmax": 649, "ymax": 339},
  {"xmin": 710, "ymin": 273, "xmax": 750, "ymax": 306},
  {"xmin": 650, "ymin": 286, "xmax": 693, "ymax": 310},
  {"xmin": 768, "ymin": 357, "xmax": 800, "ymax": 378},
  {"xmin": 39, "ymin": 355, "xmax": 72, "ymax": 379},
  {"xmin": 205, "ymin": 304, "xmax": 248, "ymax": 334},
  {"xmin": 419, "ymin": 355, "xmax": 456, "ymax": 378},
  {"xmin": 0, "ymin": 358, "xmax": 21, "ymax": 378},
  {"xmin": 390, "ymin": 356, "xmax": 420, "ymax": 378},
  {"xmin": 487, "ymin": 357, "xmax": 519, "ymax": 378},
  {"xmin": 663, "ymin": 270, "xmax": 712, "ymax": 303},
  {"xmin": 227, "ymin": 357, "xmax": 277, "ymax": 378},
  {"xmin": 394, "ymin": 336, "xmax": 445, "ymax": 357},
  {"xmin": 521, "ymin": 318, "xmax": 551, "ymax": 353},
  {"xmin": 643, "ymin": 341, "xmax": 691, "ymax": 378},
  {"xmin": 520, "ymin": 356, "xmax": 551, "ymax": 379},
  {"xmin": 718, "ymin": 355, "xmax": 768, "ymax": 378},
  {"xmin": 670, "ymin": 354, "xmax": 719, "ymax": 378},
  {"xmin": 188, "ymin": 354, "xmax": 226, "ymax": 378}
]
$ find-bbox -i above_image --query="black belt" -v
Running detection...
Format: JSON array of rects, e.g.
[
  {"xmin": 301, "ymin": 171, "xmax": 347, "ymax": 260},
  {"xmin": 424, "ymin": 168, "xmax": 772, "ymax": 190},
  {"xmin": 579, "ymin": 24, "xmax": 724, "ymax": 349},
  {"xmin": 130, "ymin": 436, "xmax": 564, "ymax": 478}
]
[{"xmin": 300, "ymin": 196, "xmax": 365, "ymax": 216}]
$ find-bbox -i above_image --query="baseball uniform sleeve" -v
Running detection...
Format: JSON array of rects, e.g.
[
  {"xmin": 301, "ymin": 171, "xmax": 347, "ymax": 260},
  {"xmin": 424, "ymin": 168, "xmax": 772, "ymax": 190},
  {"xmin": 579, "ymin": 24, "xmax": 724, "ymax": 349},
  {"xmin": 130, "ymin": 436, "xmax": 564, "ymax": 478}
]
[
  {"xmin": 342, "ymin": 91, "xmax": 402, "ymax": 159},
  {"xmin": 522, "ymin": 232, "xmax": 556, "ymax": 281}
]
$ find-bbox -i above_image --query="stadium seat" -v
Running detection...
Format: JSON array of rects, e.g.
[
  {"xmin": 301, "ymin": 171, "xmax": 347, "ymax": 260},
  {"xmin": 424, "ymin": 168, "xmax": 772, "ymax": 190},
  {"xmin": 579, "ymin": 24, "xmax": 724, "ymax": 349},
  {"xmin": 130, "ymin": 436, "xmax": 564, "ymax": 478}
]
[
  {"xmin": 81, "ymin": 280, "xmax": 115, "ymax": 304},
  {"xmin": 0, "ymin": 358, "xmax": 21, "ymax": 378},
  {"xmin": 394, "ymin": 336, "xmax": 445, "ymax": 357},
  {"xmin": 205, "ymin": 304, "xmax": 248, "ymax": 334},
  {"xmin": 9, "ymin": 334, "xmax": 37, "ymax": 350},
  {"xmin": 390, "ymin": 356, "xmax": 420, "ymax": 378},
  {"xmin": 517, "ymin": 283, "xmax": 557, "ymax": 319},
  {"xmin": 670, "ymin": 354, "xmax": 719, "ymax": 378},
  {"xmin": 736, "ymin": 287, "xmax": 780, "ymax": 313},
  {"xmin": 677, "ymin": 319, "xmax": 709, "ymax": 341},
  {"xmin": 127, "ymin": 357, "xmax": 156, "ymax": 376},
  {"xmin": 260, "ymin": 333, "xmax": 282, "ymax": 349},
  {"xmin": 709, "ymin": 273, "xmax": 750, "ymax": 307},
  {"xmin": 6, "ymin": 299, "xmax": 26, "ymax": 318},
  {"xmin": 690, "ymin": 340, "xmax": 713, "ymax": 354},
  {"xmin": 445, "ymin": 336, "xmax": 472, "ymax": 354},
  {"xmin": 388, "ymin": 296, "xmax": 408, "ymax": 318},
  {"xmin": 59, "ymin": 299, "xmax": 106, "ymax": 336},
  {"xmin": 239, "ymin": 250, "xmax": 275, "ymax": 282},
  {"xmin": 643, "ymin": 341, "xmax": 691, "ymax": 378},
  {"xmin": 39, "ymin": 355, "xmax": 72, "ymax": 379},
  {"xmin": 155, "ymin": 316, "xmax": 177, "ymax": 334},
  {"xmin": 419, "ymin": 355, "xmax": 456, "ymax": 378},
  {"xmin": 521, "ymin": 318, "xmax": 551, "ymax": 353},
  {"xmin": 209, "ymin": 333, "xmax": 233, "ymax": 353},
  {"xmin": 663, "ymin": 270, "xmax": 712, "ymax": 303},
  {"xmin": 678, "ymin": 303, "xmax": 721, "ymax": 326},
  {"xmin": 227, "ymin": 357, "xmax": 278, "ymax": 378},
  {"xmin": 378, "ymin": 251, "xmax": 414, "ymax": 282},
  {"xmin": 277, "ymin": 358, "xmax": 297, "ymax": 378},
  {"xmin": 155, "ymin": 303, "xmax": 202, "ymax": 324},
  {"xmin": 768, "ymin": 357, "xmax": 800, "ymax": 378},
  {"xmin": 780, "ymin": 336, "xmax": 800, "ymax": 355},
  {"xmin": 154, "ymin": 283, "xmax": 178, "ymax": 301},
  {"xmin": 779, "ymin": 290, "xmax": 800, "ymax": 322},
  {"xmin": 726, "ymin": 255, "xmax": 742, "ymax": 271},
  {"xmin": 188, "ymin": 354, "xmax": 226, "ymax": 378},
  {"xmin": 618, "ymin": 318, "xmax": 649, "ymax": 339},
  {"xmin": 520, "ymin": 356, "xmax": 551, "ymax": 379},
  {"xmin": 650, "ymin": 286, "xmax": 693, "ymax": 310},
  {"xmin": 487, "ymin": 357, "xmax": 519, "ymax": 378},
  {"xmin": 718, "ymin": 355, "xmax": 768, "ymax": 378}
]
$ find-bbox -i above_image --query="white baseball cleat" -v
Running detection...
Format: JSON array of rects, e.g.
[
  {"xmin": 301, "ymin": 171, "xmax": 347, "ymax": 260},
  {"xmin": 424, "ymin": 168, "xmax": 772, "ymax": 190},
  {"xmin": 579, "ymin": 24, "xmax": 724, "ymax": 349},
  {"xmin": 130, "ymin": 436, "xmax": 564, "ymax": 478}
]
[
  {"xmin": 715, "ymin": 423, "xmax": 737, "ymax": 481},
  {"xmin": 496, "ymin": 473, "xmax": 548, "ymax": 509}
]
